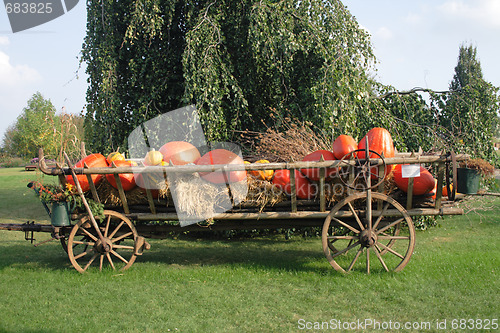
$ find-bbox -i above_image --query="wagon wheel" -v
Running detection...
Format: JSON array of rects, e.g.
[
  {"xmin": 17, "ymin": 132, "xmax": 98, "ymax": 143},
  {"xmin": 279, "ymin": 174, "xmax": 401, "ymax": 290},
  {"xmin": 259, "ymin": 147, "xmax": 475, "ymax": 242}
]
[
  {"xmin": 67, "ymin": 210, "xmax": 139, "ymax": 273},
  {"xmin": 322, "ymin": 192, "xmax": 415, "ymax": 273},
  {"xmin": 337, "ymin": 149, "xmax": 387, "ymax": 191}
]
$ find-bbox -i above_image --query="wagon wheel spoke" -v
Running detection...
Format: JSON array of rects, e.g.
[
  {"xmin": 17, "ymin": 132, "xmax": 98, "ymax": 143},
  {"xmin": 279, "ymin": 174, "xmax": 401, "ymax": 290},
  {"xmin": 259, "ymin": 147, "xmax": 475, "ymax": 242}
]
[
  {"xmin": 322, "ymin": 192, "xmax": 415, "ymax": 273},
  {"xmin": 106, "ymin": 253, "xmax": 115, "ymax": 270},
  {"xmin": 326, "ymin": 227, "xmax": 356, "ymax": 253},
  {"xmin": 72, "ymin": 240, "xmax": 95, "ymax": 247},
  {"xmin": 111, "ymin": 250, "xmax": 129, "ymax": 264},
  {"xmin": 108, "ymin": 221, "xmax": 125, "ymax": 239},
  {"xmin": 331, "ymin": 217, "xmax": 360, "ymax": 234},
  {"xmin": 372, "ymin": 201, "xmax": 390, "ymax": 230},
  {"xmin": 338, "ymin": 167, "xmax": 349, "ymax": 179},
  {"xmin": 83, "ymin": 253, "xmax": 99, "ymax": 272},
  {"xmin": 79, "ymin": 227, "xmax": 98, "ymax": 242},
  {"xmin": 67, "ymin": 211, "xmax": 139, "ymax": 273},
  {"xmin": 373, "ymin": 245, "xmax": 389, "ymax": 272},
  {"xmin": 104, "ymin": 214, "xmax": 111, "ymax": 237},
  {"xmin": 347, "ymin": 202, "xmax": 365, "ymax": 231},
  {"xmin": 331, "ymin": 241, "xmax": 361, "ymax": 259},
  {"xmin": 113, "ymin": 244, "xmax": 135, "ymax": 250},
  {"xmin": 327, "ymin": 235, "xmax": 358, "ymax": 240},
  {"xmin": 376, "ymin": 241, "xmax": 405, "ymax": 260},
  {"xmin": 347, "ymin": 247, "xmax": 364, "ymax": 272},
  {"xmin": 377, "ymin": 235, "xmax": 410, "ymax": 240},
  {"xmin": 73, "ymin": 251, "xmax": 90, "ymax": 261},
  {"xmin": 376, "ymin": 217, "xmax": 405, "ymax": 235},
  {"xmin": 366, "ymin": 248, "xmax": 370, "ymax": 274},
  {"xmin": 352, "ymin": 171, "xmax": 363, "ymax": 185},
  {"xmin": 111, "ymin": 232, "xmax": 134, "ymax": 244}
]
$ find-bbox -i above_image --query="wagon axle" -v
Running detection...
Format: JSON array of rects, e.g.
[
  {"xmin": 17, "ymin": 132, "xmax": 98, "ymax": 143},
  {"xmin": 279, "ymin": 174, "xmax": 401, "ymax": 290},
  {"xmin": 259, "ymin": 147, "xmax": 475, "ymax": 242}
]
[
  {"xmin": 359, "ymin": 229, "xmax": 377, "ymax": 248},
  {"xmin": 94, "ymin": 238, "xmax": 112, "ymax": 254}
]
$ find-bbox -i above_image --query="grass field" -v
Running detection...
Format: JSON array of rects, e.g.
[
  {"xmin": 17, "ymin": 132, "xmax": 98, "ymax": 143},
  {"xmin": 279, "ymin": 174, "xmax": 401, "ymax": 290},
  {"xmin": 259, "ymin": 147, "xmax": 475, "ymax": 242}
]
[{"xmin": 0, "ymin": 168, "xmax": 498, "ymax": 332}]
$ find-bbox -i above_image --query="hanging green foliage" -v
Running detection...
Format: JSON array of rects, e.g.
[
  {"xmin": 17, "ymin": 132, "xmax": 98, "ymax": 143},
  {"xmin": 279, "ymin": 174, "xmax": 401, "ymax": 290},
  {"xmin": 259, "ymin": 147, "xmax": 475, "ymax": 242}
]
[{"xmin": 82, "ymin": 0, "xmax": 376, "ymax": 152}]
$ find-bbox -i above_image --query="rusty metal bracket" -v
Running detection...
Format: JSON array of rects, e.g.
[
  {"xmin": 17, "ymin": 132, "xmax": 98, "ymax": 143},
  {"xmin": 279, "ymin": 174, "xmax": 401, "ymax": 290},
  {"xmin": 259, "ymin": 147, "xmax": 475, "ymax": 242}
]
[{"xmin": 23, "ymin": 221, "xmax": 37, "ymax": 244}]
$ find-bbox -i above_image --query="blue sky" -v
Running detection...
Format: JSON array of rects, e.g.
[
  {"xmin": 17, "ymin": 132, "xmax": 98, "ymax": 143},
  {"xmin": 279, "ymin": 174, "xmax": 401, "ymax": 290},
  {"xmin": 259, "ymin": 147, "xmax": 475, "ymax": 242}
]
[
  {"xmin": 343, "ymin": 0, "xmax": 500, "ymax": 91},
  {"xmin": 1, "ymin": 0, "xmax": 499, "ymax": 143}
]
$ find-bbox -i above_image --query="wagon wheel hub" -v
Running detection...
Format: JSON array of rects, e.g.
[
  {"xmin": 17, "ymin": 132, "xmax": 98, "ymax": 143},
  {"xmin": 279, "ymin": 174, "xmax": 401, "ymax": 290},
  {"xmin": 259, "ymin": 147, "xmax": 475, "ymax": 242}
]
[
  {"xmin": 94, "ymin": 237, "xmax": 112, "ymax": 254},
  {"xmin": 359, "ymin": 229, "xmax": 377, "ymax": 248}
]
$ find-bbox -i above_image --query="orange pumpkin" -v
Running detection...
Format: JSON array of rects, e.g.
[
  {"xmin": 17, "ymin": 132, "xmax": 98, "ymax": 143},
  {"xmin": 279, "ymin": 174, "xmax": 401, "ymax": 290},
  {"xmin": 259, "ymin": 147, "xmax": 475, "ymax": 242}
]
[
  {"xmin": 393, "ymin": 165, "xmax": 436, "ymax": 195},
  {"xmin": 272, "ymin": 169, "xmax": 317, "ymax": 199},
  {"xmin": 66, "ymin": 154, "xmax": 108, "ymax": 192},
  {"xmin": 106, "ymin": 160, "xmax": 137, "ymax": 191},
  {"xmin": 135, "ymin": 172, "xmax": 161, "ymax": 199},
  {"xmin": 159, "ymin": 141, "xmax": 201, "ymax": 165},
  {"xmin": 358, "ymin": 128, "xmax": 395, "ymax": 178},
  {"xmin": 249, "ymin": 159, "xmax": 274, "ymax": 181},
  {"xmin": 300, "ymin": 150, "xmax": 337, "ymax": 181},
  {"xmin": 442, "ymin": 185, "xmax": 453, "ymax": 197},
  {"xmin": 430, "ymin": 180, "xmax": 438, "ymax": 199},
  {"xmin": 332, "ymin": 134, "xmax": 358, "ymax": 160},
  {"xmin": 294, "ymin": 170, "xmax": 317, "ymax": 199},
  {"xmin": 358, "ymin": 127, "xmax": 395, "ymax": 159},
  {"xmin": 272, "ymin": 169, "xmax": 291, "ymax": 192},
  {"xmin": 196, "ymin": 149, "xmax": 247, "ymax": 184}
]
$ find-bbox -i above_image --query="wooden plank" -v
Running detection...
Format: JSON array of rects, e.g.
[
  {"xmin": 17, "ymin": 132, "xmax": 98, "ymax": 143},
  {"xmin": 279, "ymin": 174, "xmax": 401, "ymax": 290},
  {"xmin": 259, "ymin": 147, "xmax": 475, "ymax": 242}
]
[
  {"xmin": 84, "ymin": 162, "xmax": 101, "ymax": 203},
  {"xmin": 145, "ymin": 188, "xmax": 156, "ymax": 214},
  {"xmin": 406, "ymin": 177, "xmax": 414, "ymax": 210},
  {"xmin": 113, "ymin": 173, "xmax": 130, "ymax": 214},
  {"xmin": 129, "ymin": 206, "xmax": 464, "ymax": 222},
  {"xmin": 290, "ymin": 168, "xmax": 297, "ymax": 213},
  {"xmin": 435, "ymin": 161, "xmax": 445, "ymax": 210},
  {"xmin": 38, "ymin": 154, "xmax": 470, "ymax": 176},
  {"xmin": 319, "ymin": 166, "xmax": 326, "ymax": 212}
]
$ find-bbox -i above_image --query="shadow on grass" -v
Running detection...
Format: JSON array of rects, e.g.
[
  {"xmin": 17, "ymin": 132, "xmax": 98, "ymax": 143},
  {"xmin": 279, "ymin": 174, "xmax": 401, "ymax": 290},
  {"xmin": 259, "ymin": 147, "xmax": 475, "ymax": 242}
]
[
  {"xmin": 0, "ymin": 235, "xmax": 334, "ymax": 274},
  {"xmin": 0, "ymin": 241, "xmax": 70, "ymax": 271}
]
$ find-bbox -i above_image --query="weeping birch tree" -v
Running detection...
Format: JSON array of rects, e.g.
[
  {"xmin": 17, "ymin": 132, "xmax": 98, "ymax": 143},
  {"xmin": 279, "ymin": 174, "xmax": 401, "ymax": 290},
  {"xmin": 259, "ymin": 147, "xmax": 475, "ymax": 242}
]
[{"xmin": 82, "ymin": 0, "xmax": 376, "ymax": 152}]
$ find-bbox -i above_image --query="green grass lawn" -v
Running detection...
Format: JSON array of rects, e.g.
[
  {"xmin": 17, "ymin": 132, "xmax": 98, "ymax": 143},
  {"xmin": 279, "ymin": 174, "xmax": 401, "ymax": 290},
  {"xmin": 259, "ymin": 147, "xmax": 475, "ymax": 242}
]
[{"xmin": 0, "ymin": 168, "xmax": 498, "ymax": 332}]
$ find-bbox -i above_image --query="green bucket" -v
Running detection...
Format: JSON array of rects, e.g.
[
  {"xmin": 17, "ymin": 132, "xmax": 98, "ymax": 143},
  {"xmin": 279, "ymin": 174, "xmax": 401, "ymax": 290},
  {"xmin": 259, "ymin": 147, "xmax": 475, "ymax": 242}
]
[
  {"xmin": 457, "ymin": 168, "xmax": 481, "ymax": 194},
  {"xmin": 50, "ymin": 202, "xmax": 72, "ymax": 227}
]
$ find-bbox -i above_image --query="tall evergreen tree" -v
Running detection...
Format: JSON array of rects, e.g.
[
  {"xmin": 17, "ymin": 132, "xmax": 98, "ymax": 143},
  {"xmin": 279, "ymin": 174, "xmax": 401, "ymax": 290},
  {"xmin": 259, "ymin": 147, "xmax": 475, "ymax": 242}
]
[{"xmin": 439, "ymin": 44, "xmax": 499, "ymax": 161}]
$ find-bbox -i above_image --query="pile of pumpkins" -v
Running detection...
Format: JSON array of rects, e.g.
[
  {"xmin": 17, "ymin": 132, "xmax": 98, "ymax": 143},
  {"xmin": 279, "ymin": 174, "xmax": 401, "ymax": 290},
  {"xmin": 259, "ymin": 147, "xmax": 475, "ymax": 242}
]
[
  {"xmin": 65, "ymin": 141, "xmax": 248, "ymax": 193},
  {"xmin": 260, "ymin": 127, "xmax": 437, "ymax": 200},
  {"xmin": 66, "ymin": 128, "xmax": 438, "ymax": 200}
]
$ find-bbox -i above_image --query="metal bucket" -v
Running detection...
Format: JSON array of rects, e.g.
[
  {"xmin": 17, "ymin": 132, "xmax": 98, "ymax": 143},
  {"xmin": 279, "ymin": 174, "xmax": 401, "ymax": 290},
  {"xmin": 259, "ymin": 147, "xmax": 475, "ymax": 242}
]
[
  {"xmin": 50, "ymin": 202, "xmax": 72, "ymax": 227},
  {"xmin": 457, "ymin": 168, "xmax": 480, "ymax": 194}
]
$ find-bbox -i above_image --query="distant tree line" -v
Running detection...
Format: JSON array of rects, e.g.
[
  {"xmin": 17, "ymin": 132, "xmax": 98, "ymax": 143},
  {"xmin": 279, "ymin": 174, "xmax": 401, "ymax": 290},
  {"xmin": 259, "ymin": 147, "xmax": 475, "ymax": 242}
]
[{"xmin": 1, "ymin": 92, "xmax": 84, "ymax": 162}]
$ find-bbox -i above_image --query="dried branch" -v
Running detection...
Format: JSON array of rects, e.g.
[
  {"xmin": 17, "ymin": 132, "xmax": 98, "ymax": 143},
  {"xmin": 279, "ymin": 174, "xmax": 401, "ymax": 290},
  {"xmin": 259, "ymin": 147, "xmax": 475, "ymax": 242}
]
[{"xmin": 376, "ymin": 87, "xmax": 450, "ymax": 100}]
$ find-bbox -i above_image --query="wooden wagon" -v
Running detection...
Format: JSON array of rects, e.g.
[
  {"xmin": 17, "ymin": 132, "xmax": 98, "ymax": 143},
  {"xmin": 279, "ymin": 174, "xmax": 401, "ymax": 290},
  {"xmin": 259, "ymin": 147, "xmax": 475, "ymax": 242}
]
[{"xmin": 1, "ymin": 145, "xmax": 467, "ymax": 274}]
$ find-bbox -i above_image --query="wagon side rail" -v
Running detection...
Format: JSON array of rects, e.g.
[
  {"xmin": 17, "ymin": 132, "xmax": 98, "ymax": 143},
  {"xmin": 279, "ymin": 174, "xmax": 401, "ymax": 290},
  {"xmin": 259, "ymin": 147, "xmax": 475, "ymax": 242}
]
[{"xmin": 37, "ymin": 148, "xmax": 469, "ymax": 222}]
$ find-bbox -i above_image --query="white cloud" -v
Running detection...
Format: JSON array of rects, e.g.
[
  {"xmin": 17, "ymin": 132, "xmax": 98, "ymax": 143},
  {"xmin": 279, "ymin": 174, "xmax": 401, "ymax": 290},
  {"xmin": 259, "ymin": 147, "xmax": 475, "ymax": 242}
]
[
  {"xmin": 375, "ymin": 27, "xmax": 393, "ymax": 40},
  {"xmin": 439, "ymin": 0, "xmax": 500, "ymax": 29},
  {"xmin": 0, "ymin": 36, "xmax": 9, "ymax": 46},
  {"xmin": 405, "ymin": 13, "xmax": 422, "ymax": 25},
  {"xmin": 0, "ymin": 51, "xmax": 41, "ymax": 86}
]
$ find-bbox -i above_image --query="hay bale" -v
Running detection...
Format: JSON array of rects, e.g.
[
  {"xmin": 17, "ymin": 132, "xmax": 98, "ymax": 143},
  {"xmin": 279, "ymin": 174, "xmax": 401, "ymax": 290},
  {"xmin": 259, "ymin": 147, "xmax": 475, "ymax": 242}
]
[
  {"xmin": 169, "ymin": 174, "xmax": 234, "ymax": 219},
  {"xmin": 244, "ymin": 177, "xmax": 286, "ymax": 211},
  {"xmin": 95, "ymin": 179, "xmax": 149, "ymax": 206}
]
